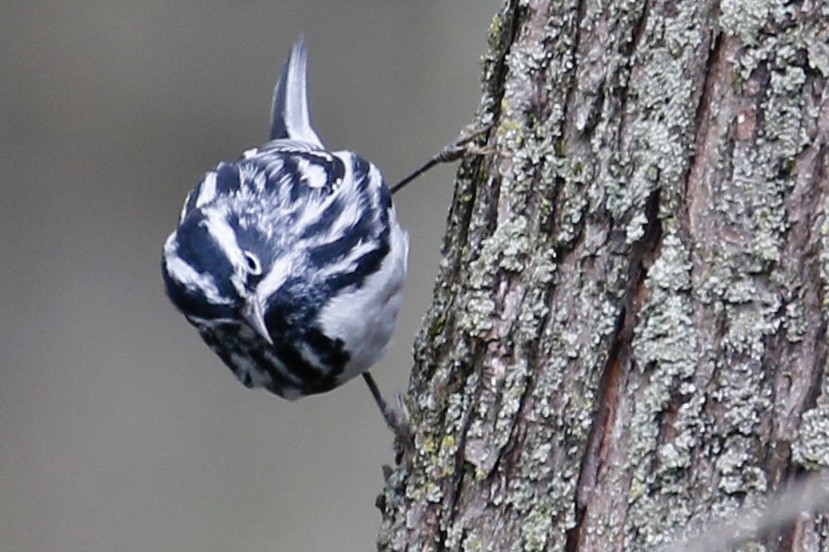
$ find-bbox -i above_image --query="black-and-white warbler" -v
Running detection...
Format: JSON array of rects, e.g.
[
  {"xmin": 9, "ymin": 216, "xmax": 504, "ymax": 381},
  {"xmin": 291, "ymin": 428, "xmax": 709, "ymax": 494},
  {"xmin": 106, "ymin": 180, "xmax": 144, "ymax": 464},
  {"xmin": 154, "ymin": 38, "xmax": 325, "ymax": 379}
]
[
  {"xmin": 162, "ymin": 39, "xmax": 410, "ymax": 429},
  {"xmin": 162, "ymin": 39, "xmax": 482, "ymax": 433}
]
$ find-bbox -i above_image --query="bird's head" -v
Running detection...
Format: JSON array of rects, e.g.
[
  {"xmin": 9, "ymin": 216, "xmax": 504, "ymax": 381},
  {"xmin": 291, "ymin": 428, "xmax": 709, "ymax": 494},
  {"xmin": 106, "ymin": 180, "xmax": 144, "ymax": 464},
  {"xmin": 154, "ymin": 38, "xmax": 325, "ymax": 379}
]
[{"xmin": 161, "ymin": 206, "xmax": 274, "ymax": 343}]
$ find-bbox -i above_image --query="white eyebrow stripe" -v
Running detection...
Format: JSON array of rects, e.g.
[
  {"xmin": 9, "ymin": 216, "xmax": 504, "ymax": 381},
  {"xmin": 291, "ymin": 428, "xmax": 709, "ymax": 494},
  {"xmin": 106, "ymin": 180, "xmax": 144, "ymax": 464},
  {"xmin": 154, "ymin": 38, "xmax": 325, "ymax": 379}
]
[
  {"xmin": 202, "ymin": 210, "xmax": 241, "ymax": 258},
  {"xmin": 164, "ymin": 252, "xmax": 230, "ymax": 305},
  {"xmin": 199, "ymin": 210, "xmax": 251, "ymax": 297},
  {"xmin": 256, "ymin": 256, "xmax": 293, "ymax": 301}
]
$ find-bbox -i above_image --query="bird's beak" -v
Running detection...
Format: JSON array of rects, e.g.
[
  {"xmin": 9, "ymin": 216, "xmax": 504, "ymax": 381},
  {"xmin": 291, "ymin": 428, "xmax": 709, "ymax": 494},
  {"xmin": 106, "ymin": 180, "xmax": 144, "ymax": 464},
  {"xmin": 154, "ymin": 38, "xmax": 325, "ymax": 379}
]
[{"xmin": 242, "ymin": 295, "xmax": 273, "ymax": 345}]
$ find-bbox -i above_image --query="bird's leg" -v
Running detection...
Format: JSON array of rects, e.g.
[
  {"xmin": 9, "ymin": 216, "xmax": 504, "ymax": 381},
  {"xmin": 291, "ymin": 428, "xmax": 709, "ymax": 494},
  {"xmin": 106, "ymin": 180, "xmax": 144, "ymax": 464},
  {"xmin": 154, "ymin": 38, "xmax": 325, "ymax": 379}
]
[
  {"xmin": 370, "ymin": 125, "xmax": 493, "ymax": 438},
  {"xmin": 362, "ymin": 371, "xmax": 410, "ymax": 439},
  {"xmin": 389, "ymin": 124, "xmax": 493, "ymax": 195}
]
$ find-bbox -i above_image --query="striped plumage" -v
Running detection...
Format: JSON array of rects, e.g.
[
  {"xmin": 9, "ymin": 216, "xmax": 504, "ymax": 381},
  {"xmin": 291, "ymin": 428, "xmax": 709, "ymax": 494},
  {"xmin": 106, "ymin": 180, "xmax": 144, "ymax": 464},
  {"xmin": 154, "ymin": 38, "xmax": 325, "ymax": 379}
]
[{"xmin": 161, "ymin": 40, "xmax": 408, "ymax": 401}]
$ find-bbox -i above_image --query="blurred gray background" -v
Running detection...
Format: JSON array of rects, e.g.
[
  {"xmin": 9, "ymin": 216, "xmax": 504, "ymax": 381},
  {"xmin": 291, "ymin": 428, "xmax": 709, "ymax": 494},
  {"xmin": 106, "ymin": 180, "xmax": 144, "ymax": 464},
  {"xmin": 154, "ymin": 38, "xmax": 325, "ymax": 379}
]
[{"xmin": 0, "ymin": 2, "xmax": 497, "ymax": 551}]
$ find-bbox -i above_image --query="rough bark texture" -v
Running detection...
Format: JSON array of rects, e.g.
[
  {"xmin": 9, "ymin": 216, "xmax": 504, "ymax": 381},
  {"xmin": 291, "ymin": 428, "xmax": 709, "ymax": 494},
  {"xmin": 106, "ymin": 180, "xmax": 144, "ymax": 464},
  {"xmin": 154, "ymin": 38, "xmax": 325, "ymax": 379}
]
[{"xmin": 378, "ymin": 1, "xmax": 829, "ymax": 550}]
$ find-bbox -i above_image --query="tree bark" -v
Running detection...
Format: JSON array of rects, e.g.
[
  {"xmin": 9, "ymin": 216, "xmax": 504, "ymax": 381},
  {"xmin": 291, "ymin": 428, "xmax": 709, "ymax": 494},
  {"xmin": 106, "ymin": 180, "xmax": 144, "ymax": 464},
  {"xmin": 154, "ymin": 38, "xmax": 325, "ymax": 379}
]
[{"xmin": 378, "ymin": 1, "xmax": 829, "ymax": 550}]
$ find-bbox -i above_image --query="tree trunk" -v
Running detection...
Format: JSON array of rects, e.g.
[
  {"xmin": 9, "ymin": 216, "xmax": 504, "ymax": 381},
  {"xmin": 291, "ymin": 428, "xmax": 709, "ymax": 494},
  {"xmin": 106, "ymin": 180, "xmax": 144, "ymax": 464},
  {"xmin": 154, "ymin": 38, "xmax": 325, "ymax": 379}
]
[{"xmin": 377, "ymin": 1, "xmax": 829, "ymax": 550}]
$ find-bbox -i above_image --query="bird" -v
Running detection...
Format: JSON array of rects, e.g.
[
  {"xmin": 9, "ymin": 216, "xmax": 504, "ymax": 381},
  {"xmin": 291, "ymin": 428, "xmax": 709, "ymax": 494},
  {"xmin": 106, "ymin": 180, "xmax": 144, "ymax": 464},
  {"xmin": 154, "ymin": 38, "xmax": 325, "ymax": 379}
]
[{"xmin": 161, "ymin": 39, "xmax": 410, "ymax": 431}]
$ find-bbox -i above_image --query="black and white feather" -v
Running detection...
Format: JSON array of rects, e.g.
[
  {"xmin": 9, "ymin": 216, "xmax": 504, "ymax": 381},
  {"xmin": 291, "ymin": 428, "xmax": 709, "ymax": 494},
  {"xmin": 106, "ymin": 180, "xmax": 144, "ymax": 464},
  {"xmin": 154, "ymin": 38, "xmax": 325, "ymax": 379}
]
[{"xmin": 161, "ymin": 40, "xmax": 408, "ymax": 400}]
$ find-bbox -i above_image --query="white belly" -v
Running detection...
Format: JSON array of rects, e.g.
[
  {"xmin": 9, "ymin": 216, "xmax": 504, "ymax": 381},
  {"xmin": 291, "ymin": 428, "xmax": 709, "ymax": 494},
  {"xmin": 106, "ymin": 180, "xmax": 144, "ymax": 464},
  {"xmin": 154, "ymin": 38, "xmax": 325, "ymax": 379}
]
[{"xmin": 317, "ymin": 221, "xmax": 408, "ymax": 384}]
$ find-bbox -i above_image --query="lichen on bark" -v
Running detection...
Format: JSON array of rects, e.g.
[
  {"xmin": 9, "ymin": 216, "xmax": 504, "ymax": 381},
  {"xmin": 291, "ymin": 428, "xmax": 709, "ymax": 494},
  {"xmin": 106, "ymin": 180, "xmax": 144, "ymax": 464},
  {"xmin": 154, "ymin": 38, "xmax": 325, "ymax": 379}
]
[{"xmin": 378, "ymin": 0, "xmax": 829, "ymax": 550}]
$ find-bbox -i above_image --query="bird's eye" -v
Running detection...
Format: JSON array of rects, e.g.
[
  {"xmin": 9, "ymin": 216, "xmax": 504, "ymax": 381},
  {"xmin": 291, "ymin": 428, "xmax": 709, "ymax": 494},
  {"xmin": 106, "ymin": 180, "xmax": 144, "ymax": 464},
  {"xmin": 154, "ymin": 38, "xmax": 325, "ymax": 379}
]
[{"xmin": 243, "ymin": 251, "xmax": 262, "ymax": 275}]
